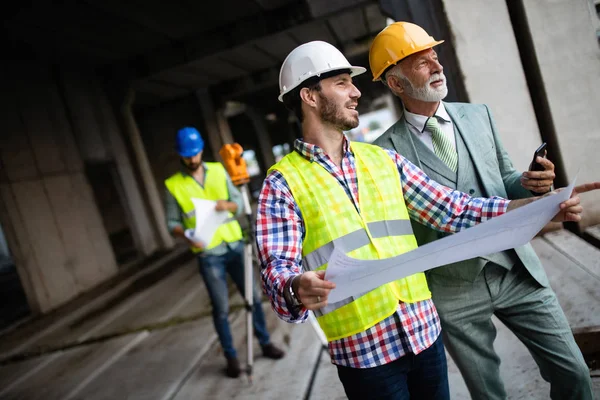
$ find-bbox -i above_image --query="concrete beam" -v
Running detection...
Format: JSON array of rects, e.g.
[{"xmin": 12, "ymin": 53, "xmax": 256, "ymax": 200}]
[
  {"xmin": 245, "ymin": 106, "xmax": 276, "ymax": 170},
  {"xmin": 128, "ymin": 0, "xmax": 375, "ymax": 81},
  {"xmin": 196, "ymin": 88, "xmax": 229, "ymax": 162},
  {"xmin": 214, "ymin": 67, "xmax": 280, "ymax": 104}
]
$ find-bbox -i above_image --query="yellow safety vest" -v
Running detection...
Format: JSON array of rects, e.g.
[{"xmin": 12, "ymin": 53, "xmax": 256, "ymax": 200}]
[
  {"xmin": 270, "ymin": 142, "xmax": 431, "ymax": 341},
  {"xmin": 165, "ymin": 162, "xmax": 243, "ymax": 253}
]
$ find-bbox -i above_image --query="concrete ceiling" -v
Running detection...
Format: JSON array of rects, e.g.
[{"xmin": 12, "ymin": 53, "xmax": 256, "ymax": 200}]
[{"xmin": 3, "ymin": 0, "xmax": 392, "ymax": 109}]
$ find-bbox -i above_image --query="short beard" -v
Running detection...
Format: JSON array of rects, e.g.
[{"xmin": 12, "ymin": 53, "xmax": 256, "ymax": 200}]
[
  {"xmin": 180, "ymin": 159, "xmax": 201, "ymax": 172},
  {"xmin": 392, "ymin": 69, "xmax": 448, "ymax": 102},
  {"xmin": 317, "ymin": 92, "xmax": 359, "ymax": 131}
]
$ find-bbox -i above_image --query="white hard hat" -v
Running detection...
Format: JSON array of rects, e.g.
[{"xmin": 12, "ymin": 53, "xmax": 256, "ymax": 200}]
[{"xmin": 278, "ymin": 41, "xmax": 366, "ymax": 102}]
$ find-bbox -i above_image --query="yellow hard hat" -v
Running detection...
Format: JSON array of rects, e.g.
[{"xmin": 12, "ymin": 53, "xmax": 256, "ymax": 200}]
[{"xmin": 369, "ymin": 22, "xmax": 444, "ymax": 81}]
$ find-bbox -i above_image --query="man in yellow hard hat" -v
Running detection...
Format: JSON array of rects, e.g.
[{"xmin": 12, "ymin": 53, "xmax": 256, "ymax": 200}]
[
  {"xmin": 255, "ymin": 40, "xmax": 593, "ymax": 400},
  {"xmin": 370, "ymin": 22, "xmax": 593, "ymax": 400}
]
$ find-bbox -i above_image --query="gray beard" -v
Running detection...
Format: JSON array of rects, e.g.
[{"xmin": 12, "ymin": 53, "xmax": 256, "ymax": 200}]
[{"xmin": 401, "ymin": 73, "xmax": 448, "ymax": 102}]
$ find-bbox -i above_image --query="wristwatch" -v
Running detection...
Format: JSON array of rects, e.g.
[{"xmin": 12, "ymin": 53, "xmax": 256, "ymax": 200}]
[{"xmin": 287, "ymin": 275, "xmax": 303, "ymax": 307}]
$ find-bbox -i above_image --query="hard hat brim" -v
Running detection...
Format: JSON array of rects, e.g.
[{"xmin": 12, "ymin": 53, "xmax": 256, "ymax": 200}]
[
  {"xmin": 278, "ymin": 66, "xmax": 366, "ymax": 102},
  {"xmin": 371, "ymin": 39, "xmax": 444, "ymax": 82},
  {"xmin": 178, "ymin": 148, "xmax": 203, "ymax": 158}
]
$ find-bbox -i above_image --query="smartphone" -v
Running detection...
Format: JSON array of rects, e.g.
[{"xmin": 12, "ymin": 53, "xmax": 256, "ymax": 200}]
[{"xmin": 529, "ymin": 142, "xmax": 547, "ymax": 172}]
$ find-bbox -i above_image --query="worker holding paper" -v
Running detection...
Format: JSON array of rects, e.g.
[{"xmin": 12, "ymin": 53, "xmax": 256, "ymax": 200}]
[
  {"xmin": 254, "ymin": 41, "xmax": 598, "ymax": 400},
  {"xmin": 370, "ymin": 22, "xmax": 594, "ymax": 400},
  {"xmin": 164, "ymin": 127, "xmax": 284, "ymax": 379}
]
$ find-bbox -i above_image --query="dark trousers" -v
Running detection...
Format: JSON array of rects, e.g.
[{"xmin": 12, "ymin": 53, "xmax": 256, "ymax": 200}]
[{"xmin": 336, "ymin": 335, "xmax": 450, "ymax": 400}]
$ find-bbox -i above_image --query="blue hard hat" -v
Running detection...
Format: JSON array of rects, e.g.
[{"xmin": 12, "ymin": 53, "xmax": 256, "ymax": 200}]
[{"xmin": 176, "ymin": 126, "xmax": 204, "ymax": 157}]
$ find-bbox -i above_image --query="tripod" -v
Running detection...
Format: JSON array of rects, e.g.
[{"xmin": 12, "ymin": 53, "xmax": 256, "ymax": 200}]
[{"xmin": 219, "ymin": 144, "xmax": 328, "ymax": 384}]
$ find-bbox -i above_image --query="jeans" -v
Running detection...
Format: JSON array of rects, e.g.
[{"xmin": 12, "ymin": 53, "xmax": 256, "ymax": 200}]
[
  {"xmin": 336, "ymin": 335, "xmax": 450, "ymax": 400},
  {"xmin": 197, "ymin": 241, "xmax": 270, "ymax": 359}
]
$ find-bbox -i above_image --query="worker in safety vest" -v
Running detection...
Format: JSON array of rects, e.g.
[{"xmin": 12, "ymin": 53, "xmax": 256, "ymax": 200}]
[
  {"xmin": 164, "ymin": 127, "xmax": 284, "ymax": 378},
  {"xmin": 254, "ymin": 41, "xmax": 595, "ymax": 399}
]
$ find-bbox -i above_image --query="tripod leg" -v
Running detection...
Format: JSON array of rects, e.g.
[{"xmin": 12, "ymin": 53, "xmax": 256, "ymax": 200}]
[
  {"xmin": 308, "ymin": 312, "xmax": 328, "ymax": 349},
  {"xmin": 243, "ymin": 242, "xmax": 254, "ymax": 383}
]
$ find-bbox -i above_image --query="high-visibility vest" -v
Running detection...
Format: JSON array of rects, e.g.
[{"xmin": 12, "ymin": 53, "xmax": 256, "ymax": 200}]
[
  {"xmin": 270, "ymin": 142, "xmax": 431, "ymax": 341},
  {"xmin": 165, "ymin": 162, "xmax": 243, "ymax": 253}
]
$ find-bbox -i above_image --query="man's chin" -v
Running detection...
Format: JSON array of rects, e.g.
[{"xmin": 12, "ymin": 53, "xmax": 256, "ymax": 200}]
[{"xmin": 343, "ymin": 118, "xmax": 359, "ymax": 131}]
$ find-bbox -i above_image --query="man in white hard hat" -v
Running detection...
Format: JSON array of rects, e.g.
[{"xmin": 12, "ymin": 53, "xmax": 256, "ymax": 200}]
[
  {"xmin": 254, "ymin": 40, "xmax": 594, "ymax": 399},
  {"xmin": 370, "ymin": 22, "xmax": 593, "ymax": 399}
]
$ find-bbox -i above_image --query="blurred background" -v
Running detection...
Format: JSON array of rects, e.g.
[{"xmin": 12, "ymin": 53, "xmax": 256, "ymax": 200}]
[{"xmin": 1, "ymin": 0, "xmax": 599, "ymax": 337}]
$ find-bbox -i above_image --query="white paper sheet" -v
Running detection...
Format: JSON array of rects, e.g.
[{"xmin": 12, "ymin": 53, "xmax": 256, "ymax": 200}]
[
  {"xmin": 184, "ymin": 198, "xmax": 230, "ymax": 247},
  {"xmin": 325, "ymin": 178, "xmax": 577, "ymax": 304}
]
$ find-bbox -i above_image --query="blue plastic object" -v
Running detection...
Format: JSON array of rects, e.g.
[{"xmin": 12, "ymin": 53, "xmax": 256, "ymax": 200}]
[{"xmin": 176, "ymin": 127, "xmax": 204, "ymax": 157}]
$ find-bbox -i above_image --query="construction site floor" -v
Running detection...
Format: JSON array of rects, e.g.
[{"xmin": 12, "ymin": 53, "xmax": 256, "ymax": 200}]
[{"xmin": 0, "ymin": 228, "xmax": 599, "ymax": 399}]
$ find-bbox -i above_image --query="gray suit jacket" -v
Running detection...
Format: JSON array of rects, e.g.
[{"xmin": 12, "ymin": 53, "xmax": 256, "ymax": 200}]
[{"xmin": 372, "ymin": 102, "xmax": 549, "ymax": 287}]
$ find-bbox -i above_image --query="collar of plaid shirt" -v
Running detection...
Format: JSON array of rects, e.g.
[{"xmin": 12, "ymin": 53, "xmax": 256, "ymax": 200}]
[{"xmin": 293, "ymin": 136, "xmax": 353, "ymax": 163}]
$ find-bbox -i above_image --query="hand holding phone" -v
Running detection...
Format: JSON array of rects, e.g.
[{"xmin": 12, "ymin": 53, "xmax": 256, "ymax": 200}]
[
  {"xmin": 529, "ymin": 142, "xmax": 547, "ymax": 172},
  {"xmin": 523, "ymin": 142, "xmax": 554, "ymax": 195}
]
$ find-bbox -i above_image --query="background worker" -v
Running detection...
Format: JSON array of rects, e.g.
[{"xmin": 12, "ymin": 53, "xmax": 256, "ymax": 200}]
[
  {"xmin": 370, "ymin": 21, "xmax": 593, "ymax": 400},
  {"xmin": 164, "ymin": 127, "xmax": 284, "ymax": 378},
  {"xmin": 255, "ymin": 41, "xmax": 591, "ymax": 400}
]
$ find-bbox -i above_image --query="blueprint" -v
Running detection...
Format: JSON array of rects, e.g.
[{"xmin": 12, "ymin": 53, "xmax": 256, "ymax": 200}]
[
  {"xmin": 325, "ymin": 178, "xmax": 576, "ymax": 304},
  {"xmin": 184, "ymin": 198, "xmax": 230, "ymax": 247}
]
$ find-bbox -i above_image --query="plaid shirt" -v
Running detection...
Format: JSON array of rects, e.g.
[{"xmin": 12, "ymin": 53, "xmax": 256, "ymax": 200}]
[{"xmin": 255, "ymin": 137, "xmax": 509, "ymax": 368}]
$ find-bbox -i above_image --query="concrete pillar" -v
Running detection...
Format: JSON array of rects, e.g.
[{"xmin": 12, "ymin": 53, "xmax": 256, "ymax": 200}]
[
  {"xmin": 0, "ymin": 225, "xmax": 9, "ymax": 258},
  {"xmin": 245, "ymin": 107, "xmax": 276, "ymax": 170},
  {"xmin": 92, "ymin": 81, "xmax": 159, "ymax": 256},
  {"xmin": 441, "ymin": 0, "xmax": 542, "ymax": 170},
  {"xmin": 0, "ymin": 62, "xmax": 119, "ymax": 313},
  {"xmin": 121, "ymin": 88, "xmax": 174, "ymax": 249},
  {"xmin": 216, "ymin": 111, "xmax": 236, "ymax": 146},
  {"xmin": 196, "ymin": 88, "xmax": 225, "ymax": 161},
  {"xmin": 520, "ymin": 0, "xmax": 600, "ymax": 228}
]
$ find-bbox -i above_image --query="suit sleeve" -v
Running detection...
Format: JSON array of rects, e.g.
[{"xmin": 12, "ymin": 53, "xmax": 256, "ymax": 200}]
[{"xmin": 485, "ymin": 105, "xmax": 533, "ymax": 200}]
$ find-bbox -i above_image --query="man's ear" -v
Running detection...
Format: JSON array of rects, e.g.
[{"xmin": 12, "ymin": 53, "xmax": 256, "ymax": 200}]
[
  {"xmin": 386, "ymin": 75, "xmax": 404, "ymax": 95},
  {"xmin": 299, "ymin": 87, "xmax": 318, "ymax": 109}
]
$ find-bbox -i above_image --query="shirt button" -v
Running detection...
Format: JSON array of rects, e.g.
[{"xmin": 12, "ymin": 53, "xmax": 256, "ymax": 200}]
[{"xmin": 469, "ymin": 189, "xmax": 475, "ymax": 195}]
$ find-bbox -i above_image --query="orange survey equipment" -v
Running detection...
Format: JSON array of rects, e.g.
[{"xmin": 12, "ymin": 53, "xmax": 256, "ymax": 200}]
[{"xmin": 219, "ymin": 143, "xmax": 250, "ymax": 186}]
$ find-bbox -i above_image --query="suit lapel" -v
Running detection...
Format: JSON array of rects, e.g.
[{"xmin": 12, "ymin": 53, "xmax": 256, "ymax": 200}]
[
  {"xmin": 445, "ymin": 102, "xmax": 496, "ymax": 196},
  {"xmin": 390, "ymin": 111, "xmax": 456, "ymax": 184},
  {"xmin": 390, "ymin": 114, "xmax": 424, "ymax": 170}
]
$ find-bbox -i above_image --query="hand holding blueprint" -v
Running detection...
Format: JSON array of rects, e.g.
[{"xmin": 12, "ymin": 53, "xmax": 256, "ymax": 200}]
[
  {"xmin": 184, "ymin": 198, "xmax": 230, "ymax": 247},
  {"xmin": 325, "ymin": 178, "xmax": 577, "ymax": 304}
]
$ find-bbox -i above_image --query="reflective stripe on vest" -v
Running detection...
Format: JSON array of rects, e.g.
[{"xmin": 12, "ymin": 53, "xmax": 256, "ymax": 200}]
[
  {"xmin": 165, "ymin": 163, "xmax": 243, "ymax": 252},
  {"xmin": 305, "ymin": 219, "xmax": 414, "ymax": 317},
  {"xmin": 304, "ymin": 219, "xmax": 414, "ymax": 271},
  {"xmin": 270, "ymin": 142, "xmax": 431, "ymax": 342}
]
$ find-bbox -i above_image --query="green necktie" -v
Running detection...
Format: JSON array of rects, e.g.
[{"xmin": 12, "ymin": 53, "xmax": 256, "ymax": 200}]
[{"xmin": 425, "ymin": 117, "xmax": 457, "ymax": 172}]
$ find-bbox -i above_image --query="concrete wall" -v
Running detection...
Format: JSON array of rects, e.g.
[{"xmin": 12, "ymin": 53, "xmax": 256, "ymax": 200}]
[
  {"xmin": 61, "ymin": 68, "xmax": 160, "ymax": 256},
  {"xmin": 0, "ymin": 61, "xmax": 118, "ymax": 313},
  {"xmin": 522, "ymin": 0, "xmax": 600, "ymax": 228},
  {"xmin": 441, "ymin": 0, "xmax": 542, "ymax": 171}
]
